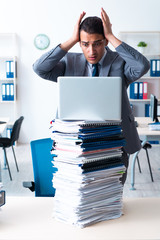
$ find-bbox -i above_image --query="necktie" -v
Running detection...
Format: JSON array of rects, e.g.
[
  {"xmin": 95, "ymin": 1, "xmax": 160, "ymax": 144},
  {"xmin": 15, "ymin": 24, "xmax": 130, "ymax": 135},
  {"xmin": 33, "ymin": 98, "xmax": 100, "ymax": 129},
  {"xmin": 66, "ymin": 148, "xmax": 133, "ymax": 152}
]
[{"xmin": 92, "ymin": 63, "xmax": 99, "ymax": 77}]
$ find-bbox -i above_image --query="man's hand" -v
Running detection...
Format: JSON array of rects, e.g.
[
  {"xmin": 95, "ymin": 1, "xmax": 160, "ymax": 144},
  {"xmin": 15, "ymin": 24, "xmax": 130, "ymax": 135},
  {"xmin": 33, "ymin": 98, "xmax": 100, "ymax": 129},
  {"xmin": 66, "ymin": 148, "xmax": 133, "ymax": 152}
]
[
  {"xmin": 72, "ymin": 11, "xmax": 86, "ymax": 44},
  {"xmin": 60, "ymin": 11, "xmax": 86, "ymax": 52},
  {"xmin": 101, "ymin": 8, "xmax": 122, "ymax": 48},
  {"xmin": 101, "ymin": 8, "xmax": 113, "ymax": 40}
]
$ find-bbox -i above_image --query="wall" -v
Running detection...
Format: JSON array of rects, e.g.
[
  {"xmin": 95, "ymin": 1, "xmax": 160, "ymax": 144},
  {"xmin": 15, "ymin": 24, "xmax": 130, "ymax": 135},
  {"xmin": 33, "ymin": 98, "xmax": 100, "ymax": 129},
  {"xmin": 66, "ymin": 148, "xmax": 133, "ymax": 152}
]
[{"xmin": 0, "ymin": 0, "xmax": 160, "ymax": 143}]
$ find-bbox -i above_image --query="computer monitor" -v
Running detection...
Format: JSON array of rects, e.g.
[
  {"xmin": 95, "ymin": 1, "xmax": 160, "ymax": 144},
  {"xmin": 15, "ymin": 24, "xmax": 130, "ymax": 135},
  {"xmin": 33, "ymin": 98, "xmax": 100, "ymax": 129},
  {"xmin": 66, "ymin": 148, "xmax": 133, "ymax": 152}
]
[
  {"xmin": 150, "ymin": 94, "xmax": 159, "ymax": 123},
  {"xmin": 57, "ymin": 77, "xmax": 122, "ymax": 121}
]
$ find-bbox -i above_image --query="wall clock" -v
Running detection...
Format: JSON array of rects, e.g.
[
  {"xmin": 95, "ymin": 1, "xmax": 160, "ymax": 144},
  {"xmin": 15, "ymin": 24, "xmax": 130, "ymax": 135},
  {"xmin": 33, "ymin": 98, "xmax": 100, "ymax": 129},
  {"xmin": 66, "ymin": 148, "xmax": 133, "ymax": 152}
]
[{"xmin": 34, "ymin": 34, "xmax": 50, "ymax": 50}]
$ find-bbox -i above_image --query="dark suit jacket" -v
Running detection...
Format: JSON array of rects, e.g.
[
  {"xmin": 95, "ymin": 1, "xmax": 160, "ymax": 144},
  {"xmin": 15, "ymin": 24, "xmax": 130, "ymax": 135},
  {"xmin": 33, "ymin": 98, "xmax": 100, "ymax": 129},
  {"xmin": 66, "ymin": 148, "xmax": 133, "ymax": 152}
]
[{"xmin": 33, "ymin": 42, "xmax": 150, "ymax": 154}]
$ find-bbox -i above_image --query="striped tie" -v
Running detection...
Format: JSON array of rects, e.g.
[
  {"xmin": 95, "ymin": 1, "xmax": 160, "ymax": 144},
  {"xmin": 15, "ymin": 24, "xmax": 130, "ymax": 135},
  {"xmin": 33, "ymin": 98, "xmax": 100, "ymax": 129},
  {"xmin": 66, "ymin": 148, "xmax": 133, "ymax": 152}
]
[{"xmin": 92, "ymin": 63, "xmax": 99, "ymax": 77}]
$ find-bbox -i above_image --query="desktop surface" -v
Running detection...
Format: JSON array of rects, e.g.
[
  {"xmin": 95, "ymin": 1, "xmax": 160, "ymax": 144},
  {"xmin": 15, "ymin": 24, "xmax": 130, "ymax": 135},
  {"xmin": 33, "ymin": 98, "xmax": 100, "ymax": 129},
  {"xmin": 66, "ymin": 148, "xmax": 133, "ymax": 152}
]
[
  {"xmin": 136, "ymin": 117, "xmax": 160, "ymax": 137},
  {"xmin": 0, "ymin": 197, "xmax": 160, "ymax": 240},
  {"xmin": 130, "ymin": 117, "xmax": 160, "ymax": 190}
]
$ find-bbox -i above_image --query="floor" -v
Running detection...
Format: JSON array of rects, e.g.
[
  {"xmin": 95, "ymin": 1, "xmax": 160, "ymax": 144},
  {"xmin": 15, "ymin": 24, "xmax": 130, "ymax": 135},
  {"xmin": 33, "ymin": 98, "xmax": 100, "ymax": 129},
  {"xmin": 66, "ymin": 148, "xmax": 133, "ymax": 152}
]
[{"xmin": 0, "ymin": 143, "xmax": 160, "ymax": 198}]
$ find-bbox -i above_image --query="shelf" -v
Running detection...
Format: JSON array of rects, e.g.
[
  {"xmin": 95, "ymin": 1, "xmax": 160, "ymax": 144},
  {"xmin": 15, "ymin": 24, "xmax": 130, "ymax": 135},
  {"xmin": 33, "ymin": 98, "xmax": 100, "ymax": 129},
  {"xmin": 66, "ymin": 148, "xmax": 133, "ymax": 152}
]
[
  {"xmin": 0, "ymin": 101, "xmax": 15, "ymax": 103},
  {"xmin": 130, "ymin": 98, "xmax": 160, "ymax": 102},
  {"xmin": 129, "ymin": 99, "xmax": 150, "ymax": 102},
  {"xmin": 141, "ymin": 76, "xmax": 160, "ymax": 80},
  {"xmin": 0, "ymin": 33, "xmax": 17, "ymax": 125},
  {"xmin": 0, "ymin": 34, "xmax": 17, "ymax": 56},
  {"xmin": 119, "ymin": 31, "xmax": 160, "ymax": 55},
  {"xmin": 0, "ymin": 78, "xmax": 16, "ymax": 81},
  {"xmin": 121, "ymin": 31, "xmax": 160, "ymax": 117}
]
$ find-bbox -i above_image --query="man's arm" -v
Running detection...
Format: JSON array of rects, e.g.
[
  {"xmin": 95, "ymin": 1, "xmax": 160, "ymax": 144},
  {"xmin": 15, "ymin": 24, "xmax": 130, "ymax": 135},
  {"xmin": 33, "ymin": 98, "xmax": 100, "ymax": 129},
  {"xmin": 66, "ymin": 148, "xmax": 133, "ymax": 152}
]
[
  {"xmin": 33, "ymin": 45, "xmax": 67, "ymax": 81},
  {"xmin": 116, "ymin": 42, "xmax": 150, "ymax": 82},
  {"xmin": 33, "ymin": 12, "xmax": 86, "ymax": 80},
  {"xmin": 60, "ymin": 11, "xmax": 86, "ymax": 51},
  {"xmin": 101, "ymin": 8, "xmax": 150, "ymax": 80}
]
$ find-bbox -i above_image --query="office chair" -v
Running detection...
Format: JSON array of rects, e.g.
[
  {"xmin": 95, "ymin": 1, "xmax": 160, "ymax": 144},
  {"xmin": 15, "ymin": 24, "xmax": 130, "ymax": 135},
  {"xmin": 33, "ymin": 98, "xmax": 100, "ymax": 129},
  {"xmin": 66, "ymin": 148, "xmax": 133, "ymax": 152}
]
[
  {"xmin": 136, "ymin": 141, "xmax": 154, "ymax": 182},
  {"xmin": 134, "ymin": 121, "xmax": 154, "ymax": 182},
  {"xmin": 23, "ymin": 138, "xmax": 57, "ymax": 197},
  {"xmin": 0, "ymin": 116, "xmax": 24, "ymax": 181}
]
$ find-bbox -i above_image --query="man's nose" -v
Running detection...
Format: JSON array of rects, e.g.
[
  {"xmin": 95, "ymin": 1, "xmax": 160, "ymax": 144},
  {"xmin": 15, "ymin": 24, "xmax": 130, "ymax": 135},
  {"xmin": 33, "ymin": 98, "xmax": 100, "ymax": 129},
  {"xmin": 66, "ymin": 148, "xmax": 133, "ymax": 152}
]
[{"xmin": 88, "ymin": 44, "xmax": 95, "ymax": 54}]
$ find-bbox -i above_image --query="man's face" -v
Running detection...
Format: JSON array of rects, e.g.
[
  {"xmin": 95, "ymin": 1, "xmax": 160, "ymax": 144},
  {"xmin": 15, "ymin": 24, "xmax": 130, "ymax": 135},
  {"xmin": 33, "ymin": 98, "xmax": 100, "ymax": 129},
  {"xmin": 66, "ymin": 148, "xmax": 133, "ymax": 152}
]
[{"xmin": 80, "ymin": 30, "xmax": 107, "ymax": 64}]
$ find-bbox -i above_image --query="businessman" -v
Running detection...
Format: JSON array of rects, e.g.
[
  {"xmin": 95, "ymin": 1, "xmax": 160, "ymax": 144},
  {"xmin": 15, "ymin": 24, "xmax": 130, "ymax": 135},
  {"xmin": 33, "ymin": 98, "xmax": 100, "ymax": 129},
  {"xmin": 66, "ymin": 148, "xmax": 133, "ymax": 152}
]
[{"xmin": 33, "ymin": 8, "xmax": 150, "ymax": 184}]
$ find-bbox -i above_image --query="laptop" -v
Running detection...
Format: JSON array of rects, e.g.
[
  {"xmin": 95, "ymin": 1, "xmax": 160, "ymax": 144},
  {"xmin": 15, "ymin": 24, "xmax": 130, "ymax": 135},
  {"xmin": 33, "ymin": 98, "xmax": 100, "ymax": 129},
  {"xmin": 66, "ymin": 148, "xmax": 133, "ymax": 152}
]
[{"xmin": 57, "ymin": 77, "xmax": 122, "ymax": 121}]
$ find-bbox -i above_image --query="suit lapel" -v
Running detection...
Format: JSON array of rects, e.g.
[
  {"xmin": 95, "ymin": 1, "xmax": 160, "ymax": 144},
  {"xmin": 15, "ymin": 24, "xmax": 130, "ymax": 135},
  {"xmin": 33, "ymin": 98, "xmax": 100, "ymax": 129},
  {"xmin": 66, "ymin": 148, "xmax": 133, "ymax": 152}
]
[
  {"xmin": 100, "ymin": 47, "xmax": 118, "ymax": 76},
  {"xmin": 75, "ymin": 54, "xmax": 86, "ymax": 76}
]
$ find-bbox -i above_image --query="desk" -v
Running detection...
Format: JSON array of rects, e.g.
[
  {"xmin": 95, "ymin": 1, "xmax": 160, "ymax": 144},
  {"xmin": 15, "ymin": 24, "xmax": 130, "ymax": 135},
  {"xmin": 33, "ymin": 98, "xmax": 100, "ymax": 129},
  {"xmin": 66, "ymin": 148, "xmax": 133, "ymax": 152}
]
[
  {"xmin": 131, "ymin": 117, "xmax": 160, "ymax": 190},
  {"xmin": 0, "ymin": 118, "xmax": 9, "ymax": 170},
  {"xmin": 0, "ymin": 117, "xmax": 9, "ymax": 136},
  {"xmin": 0, "ymin": 197, "xmax": 160, "ymax": 240}
]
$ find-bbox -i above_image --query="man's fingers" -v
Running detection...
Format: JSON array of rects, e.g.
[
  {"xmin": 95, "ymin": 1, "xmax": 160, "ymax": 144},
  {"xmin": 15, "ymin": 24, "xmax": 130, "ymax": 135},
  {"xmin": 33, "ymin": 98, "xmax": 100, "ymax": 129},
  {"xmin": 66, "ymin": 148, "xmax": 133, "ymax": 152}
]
[
  {"xmin": 78, "ymin": 11, "xmax": 86, "ymax": 24},
  {"xmin": 101, "ymin": 8, "xmax": 110, "ymax": 24},
  {"xmin": 101, "ymin": 8, "xmax": 107, "ymax": 21}
]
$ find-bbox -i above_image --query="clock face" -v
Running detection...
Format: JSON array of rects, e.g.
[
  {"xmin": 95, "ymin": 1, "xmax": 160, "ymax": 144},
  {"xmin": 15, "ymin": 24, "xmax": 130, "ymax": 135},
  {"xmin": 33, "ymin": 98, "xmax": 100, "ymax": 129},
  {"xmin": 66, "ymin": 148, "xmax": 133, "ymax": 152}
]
[{"xmin": 34, "ymin": 34, "xmax": 50, "ymax": 50}]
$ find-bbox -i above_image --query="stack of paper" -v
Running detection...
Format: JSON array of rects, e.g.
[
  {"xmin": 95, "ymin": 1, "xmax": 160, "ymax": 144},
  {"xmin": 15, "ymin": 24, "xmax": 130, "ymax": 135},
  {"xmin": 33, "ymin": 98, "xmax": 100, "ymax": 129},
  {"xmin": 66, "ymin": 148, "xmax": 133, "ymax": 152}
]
[
  {"xmin": 50, "ymin": 119, "xmax": 126, "ymax": 228},
  {"xmin": 148, "ymin": 122, "xmax": 160, "ymax": 131}
]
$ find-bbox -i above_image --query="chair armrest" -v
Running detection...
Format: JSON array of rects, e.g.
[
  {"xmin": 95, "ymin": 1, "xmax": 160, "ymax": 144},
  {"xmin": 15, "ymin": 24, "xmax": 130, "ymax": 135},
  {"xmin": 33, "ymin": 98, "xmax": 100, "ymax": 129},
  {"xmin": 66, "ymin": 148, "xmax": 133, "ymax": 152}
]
[{"xmin": 23, "ymin": 181, "xmax": 35, "ymax": 192}]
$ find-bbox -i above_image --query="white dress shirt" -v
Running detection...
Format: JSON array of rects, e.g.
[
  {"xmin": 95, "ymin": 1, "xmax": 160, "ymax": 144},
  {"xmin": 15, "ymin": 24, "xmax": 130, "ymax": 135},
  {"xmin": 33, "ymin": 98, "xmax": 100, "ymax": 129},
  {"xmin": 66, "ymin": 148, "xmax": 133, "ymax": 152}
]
[{"xmin": 84, "ymin": 49, "xmax": 107, "ymax": 76}]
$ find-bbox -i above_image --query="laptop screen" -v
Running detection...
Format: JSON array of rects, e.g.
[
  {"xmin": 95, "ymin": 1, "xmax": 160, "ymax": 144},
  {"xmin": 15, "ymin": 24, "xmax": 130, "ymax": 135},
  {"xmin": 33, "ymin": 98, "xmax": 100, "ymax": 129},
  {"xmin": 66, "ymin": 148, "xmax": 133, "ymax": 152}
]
[{"xmin": 57, "ymin": 77, "xmax": 122, "ymax": 121}]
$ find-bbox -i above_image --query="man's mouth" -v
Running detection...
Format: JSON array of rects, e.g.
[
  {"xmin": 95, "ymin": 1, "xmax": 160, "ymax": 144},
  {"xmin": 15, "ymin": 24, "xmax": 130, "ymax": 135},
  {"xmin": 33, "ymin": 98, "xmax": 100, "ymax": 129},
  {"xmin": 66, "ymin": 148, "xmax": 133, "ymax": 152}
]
[{"xmin": 88, "ymin": 56, "xmax": 97, "ymax": 60}]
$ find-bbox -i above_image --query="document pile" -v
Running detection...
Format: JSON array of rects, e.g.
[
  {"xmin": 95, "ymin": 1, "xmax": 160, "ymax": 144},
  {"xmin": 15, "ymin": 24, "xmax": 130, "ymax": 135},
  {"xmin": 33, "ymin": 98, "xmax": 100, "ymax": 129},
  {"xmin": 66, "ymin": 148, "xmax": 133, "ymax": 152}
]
[
  {"xmin": 148, "ymin": 122, "xmax": 160, "ymax": 131},
  {"xmin": 50, "ymin": 119, "xmax": 126, "ymax": 228}
]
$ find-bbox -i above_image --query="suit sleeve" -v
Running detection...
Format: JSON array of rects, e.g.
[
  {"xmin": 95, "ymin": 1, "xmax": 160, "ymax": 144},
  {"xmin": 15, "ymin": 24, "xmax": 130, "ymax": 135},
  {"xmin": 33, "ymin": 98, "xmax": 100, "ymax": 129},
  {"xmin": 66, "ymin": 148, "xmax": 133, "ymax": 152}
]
[
  {"xmin": 33, "ymin": 45, "xmax": 67, "ymax": 81},
  {"xmin": 115, "ymin": 42, "xmax": 150, "ymax": 84}
]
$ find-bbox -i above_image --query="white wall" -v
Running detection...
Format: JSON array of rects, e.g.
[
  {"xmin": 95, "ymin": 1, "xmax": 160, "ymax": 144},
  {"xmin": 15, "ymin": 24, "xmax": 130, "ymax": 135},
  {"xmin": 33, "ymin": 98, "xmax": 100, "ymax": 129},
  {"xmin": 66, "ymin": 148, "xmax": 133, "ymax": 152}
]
[{"xmin": 0, "ymin": 0, "xmax": 160, "ymax": 143}]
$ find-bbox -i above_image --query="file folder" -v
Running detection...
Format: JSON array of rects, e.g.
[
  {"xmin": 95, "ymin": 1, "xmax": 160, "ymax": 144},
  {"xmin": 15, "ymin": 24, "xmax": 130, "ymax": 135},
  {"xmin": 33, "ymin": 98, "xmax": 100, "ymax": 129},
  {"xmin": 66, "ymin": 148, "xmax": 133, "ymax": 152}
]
[
  {"xmin": 6, "ymin": 84, "xmax": 10, "ymax": 100},
  {"xmin": 6, "ymin": 60, "xmax": 14, "ymax": 78},
  {"xmin": 129, "ymin": 82, "xmax": 138, "ymax": 99},
  {"xmin": 143, "ymin": 82, "xmax": 148, "ymax": 99},
  {"xmin": 1, "ymin": 83, "xmax": 14, "ymax": 101},
  {"xmin": 10, "ymin": 83, "xmax": 14, "ymax": 101},
  {"xmin": 156, "ymin": 60, "xmax": 160, "ymax": 76},
  {"xmin": 150, "ymin": 59, "xmax": 160, "ymax": 77},
  {"xmin": 138, "ymin": 82, "xmax": 143, "ymax": 99},
  {"xmin": 150, "ymin": 59, "xmax": 156, "ymax": 77},
  {"xmin": 2, "ymin": 84, "xmax": 7, "ymax": 101}
]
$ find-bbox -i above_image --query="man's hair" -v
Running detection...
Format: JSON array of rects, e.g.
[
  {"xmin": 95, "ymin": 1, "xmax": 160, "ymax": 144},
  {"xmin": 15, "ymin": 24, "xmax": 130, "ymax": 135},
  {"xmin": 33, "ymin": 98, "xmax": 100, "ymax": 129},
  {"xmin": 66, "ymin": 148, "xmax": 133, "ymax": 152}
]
[{"xmin": 79, "ymin": 16, "xmax": 104, "ymax": 37}]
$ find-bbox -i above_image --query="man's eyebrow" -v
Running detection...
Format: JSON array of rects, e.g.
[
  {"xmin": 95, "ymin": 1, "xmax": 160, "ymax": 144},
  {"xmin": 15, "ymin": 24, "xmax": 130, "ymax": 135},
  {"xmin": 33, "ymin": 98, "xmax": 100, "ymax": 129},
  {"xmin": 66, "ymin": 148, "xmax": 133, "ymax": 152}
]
[
  {"xmin": 81, "ymin": 41, "xmax": 89, "ymax": 44},
  {"xmin": 81, "ymin": 40, "xmax": 103, "ymax": 44}
]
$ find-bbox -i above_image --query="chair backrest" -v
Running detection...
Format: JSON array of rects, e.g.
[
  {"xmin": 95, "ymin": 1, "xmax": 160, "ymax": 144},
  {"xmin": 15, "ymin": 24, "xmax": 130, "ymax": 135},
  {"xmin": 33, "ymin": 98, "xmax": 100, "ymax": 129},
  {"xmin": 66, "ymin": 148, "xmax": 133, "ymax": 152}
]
[
  {"xmin": 30, "ymin": 138, "xmax": 57, "ymax": 197},
  {"xmin": 11, "ymin": 116, "xmax": 24, "ymax": 144}
]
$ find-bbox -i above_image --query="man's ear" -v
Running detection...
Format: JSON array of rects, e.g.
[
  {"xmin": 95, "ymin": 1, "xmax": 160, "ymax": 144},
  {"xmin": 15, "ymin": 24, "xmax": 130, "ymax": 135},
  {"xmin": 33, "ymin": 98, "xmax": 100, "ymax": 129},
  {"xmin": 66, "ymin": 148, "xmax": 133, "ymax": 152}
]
[{"xmin": 105, "ymin": 39, "xmax": 108, "ymax": 46}]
